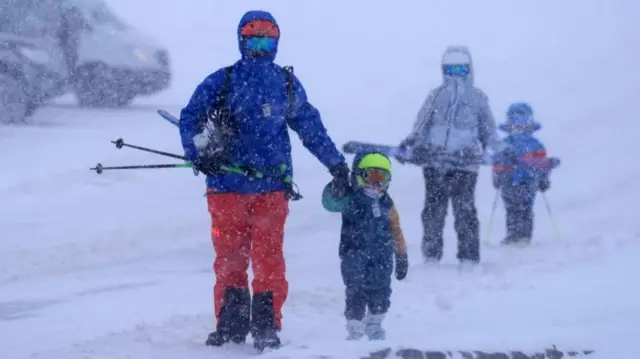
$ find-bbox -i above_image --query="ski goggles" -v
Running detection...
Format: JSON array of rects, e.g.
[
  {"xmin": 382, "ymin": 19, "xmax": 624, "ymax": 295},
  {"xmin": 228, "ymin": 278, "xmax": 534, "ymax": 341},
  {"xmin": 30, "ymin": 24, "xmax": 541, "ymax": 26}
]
[
  {"xmin": 506, "ymin": 111, "xmax": 534, "ymax": 126},
  {"xmin": 442, "ymin": 64, "xmax": 471, "ymax": 77},
  {"xmin": 507, "ymin": 108, "xmax": 532, "ymax": 118},
  {"xmin": 240, "ymin": 19, "xmax": 280, "ymax": 38},
  {"xmin": 357, "ymin": 168, "xmax": 391, "ymax": 188},
  {"xmin": 244, "ymin": 36, "xmax": 278, "ymax": 53}
]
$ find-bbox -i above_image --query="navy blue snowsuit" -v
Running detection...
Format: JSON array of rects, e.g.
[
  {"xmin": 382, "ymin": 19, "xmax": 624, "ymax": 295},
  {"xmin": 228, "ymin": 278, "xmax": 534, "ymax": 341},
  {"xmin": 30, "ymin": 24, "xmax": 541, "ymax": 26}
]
[{"xmin": 338, "ymin": 156, "xmax": 407, "ymax": 321}]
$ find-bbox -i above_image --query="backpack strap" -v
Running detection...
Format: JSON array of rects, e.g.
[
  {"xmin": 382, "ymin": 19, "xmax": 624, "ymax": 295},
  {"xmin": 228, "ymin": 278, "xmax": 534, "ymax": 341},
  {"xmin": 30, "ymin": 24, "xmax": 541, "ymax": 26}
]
[
  {"xmin": 199, "ymin": 66, "xmax": 236, "ymax": 153},
  {"xmin": 283, "ymin": 66, "xmax": 295, "ymax": 122},
  {"xmin": 211, "ymin": 66, "xmax": 234, "ymax": 130},
  {"xmin": 281, "ymin": 65, "xmax": 303, "ymax": 201}
]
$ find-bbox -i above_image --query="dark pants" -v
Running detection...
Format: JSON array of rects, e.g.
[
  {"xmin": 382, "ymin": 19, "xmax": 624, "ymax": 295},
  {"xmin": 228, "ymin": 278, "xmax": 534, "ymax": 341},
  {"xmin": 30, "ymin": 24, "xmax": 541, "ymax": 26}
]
[
  {"xmin": 501, "ymin": 182, "xmax": 537, "ymax": 240},
  {"xmin": 421, "ymin": 168, "xmax": 480, "ymax": 262},
  {"xmin": 341, "ymin": 251, "xmax": 393, "ymax": 321}
]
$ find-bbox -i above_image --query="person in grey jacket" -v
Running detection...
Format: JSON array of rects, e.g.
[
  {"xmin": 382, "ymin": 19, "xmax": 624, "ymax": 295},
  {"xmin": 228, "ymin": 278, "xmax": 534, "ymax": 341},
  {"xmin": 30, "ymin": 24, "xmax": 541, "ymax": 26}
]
[{"xmin": 399, "ymin": 45, "xmax": 501, "ymax": 265}]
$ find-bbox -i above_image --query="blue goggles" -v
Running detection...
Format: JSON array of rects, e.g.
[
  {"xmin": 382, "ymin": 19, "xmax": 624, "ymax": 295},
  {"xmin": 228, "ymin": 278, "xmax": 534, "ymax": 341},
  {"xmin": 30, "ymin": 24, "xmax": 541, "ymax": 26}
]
[
  {"xmin": 442, "ymin": 64, "xmax": 470, "ymax": 77},
  {"xmin": 244, "ymin": 36, "xmax": 277, "ymax": 53}
]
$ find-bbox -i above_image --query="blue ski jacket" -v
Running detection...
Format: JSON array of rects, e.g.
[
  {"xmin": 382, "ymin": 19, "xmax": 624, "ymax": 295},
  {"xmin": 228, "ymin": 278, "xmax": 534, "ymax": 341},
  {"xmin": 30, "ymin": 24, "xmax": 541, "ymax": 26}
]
[
  {"xmin": 492, "ymin": 131, "xmax": 551, "ymax": 186},
  {"xmin": 179, "ymin": 10, "xmax": 344, "ymax": 193}
]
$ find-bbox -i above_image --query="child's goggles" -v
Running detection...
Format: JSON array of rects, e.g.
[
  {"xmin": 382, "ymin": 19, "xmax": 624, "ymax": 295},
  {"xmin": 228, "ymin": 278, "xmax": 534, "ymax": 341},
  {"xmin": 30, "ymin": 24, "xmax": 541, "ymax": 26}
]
[
  {"xmin": 506, "ymin": 111, "xmax": 534, "ymax": 130},
  {"xmin": 357, "ymin": 168, "xmax": 391, "ymax": 188},
  {"xmin": 442, "ymin": 64, "xmax": 470, "ymax": 77},
  {"xmin": 507, "ymin": 109, "xmax": 532, "ymax": 119}
]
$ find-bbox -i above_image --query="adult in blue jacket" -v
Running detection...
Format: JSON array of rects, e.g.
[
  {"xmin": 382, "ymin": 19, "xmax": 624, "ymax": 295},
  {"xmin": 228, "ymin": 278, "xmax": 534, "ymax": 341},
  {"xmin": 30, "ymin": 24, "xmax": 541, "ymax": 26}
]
[{"xmin": 178, "ymin": 10, "xmax": 350, "ymax": 351}]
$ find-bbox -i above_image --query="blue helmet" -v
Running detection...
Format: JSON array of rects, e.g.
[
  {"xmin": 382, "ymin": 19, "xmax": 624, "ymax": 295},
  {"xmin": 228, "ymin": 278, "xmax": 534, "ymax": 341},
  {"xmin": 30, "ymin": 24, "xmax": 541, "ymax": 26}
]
[
  {"xmin": 507, "ymin": 102, "xmax": 533, "ymax": 117},
  {"xmin": 499, "ymin": 102, "xmax": 541, "ymax": 133}
]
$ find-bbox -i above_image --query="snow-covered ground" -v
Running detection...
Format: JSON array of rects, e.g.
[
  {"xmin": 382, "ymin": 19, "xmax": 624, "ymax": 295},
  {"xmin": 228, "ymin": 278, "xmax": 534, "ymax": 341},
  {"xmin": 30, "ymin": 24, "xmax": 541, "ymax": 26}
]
[{"xmin": 2, "ymin": 1, "xmax": 639, "ymax": 358}]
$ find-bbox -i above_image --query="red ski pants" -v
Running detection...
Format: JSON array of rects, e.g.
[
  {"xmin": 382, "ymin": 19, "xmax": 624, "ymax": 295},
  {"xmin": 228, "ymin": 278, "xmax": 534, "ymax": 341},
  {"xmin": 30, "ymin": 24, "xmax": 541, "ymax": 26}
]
[{"xmin": 207, "ymin": 191, "xmax": 289, "ymax": 329}]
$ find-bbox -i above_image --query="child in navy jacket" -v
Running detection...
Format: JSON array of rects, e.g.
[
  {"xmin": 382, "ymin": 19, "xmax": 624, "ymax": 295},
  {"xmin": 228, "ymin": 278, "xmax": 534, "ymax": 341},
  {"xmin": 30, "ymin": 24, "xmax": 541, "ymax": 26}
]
[
  {"xmin": 322, "ymin": 151, "xmax": 408, "ymax": 341},
  {"xmin": 491, "ymin": 103, "xmax": 560, "ymax": 245}
]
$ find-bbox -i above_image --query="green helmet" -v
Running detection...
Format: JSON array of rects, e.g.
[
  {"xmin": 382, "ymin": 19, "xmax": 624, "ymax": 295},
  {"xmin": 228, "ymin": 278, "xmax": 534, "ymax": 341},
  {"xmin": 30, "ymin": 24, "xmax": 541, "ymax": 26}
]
[{"xmin": 352, "ymin": 152, "xmax": 392, "ymax": 191}]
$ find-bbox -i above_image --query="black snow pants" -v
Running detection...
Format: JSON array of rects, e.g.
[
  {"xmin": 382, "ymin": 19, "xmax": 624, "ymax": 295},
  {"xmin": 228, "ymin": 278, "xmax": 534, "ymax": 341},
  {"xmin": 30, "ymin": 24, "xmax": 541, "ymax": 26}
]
[
  {"xmin": 341, "ymin": 250, "xmax": 393, "ymax": 321},
  {"xmin": 421, "ymin": 167, "xmax": 480, "ymax": 262},
  {"xmin": 501, "ymin": 181, "xmax": 537, "ymax": 240}
]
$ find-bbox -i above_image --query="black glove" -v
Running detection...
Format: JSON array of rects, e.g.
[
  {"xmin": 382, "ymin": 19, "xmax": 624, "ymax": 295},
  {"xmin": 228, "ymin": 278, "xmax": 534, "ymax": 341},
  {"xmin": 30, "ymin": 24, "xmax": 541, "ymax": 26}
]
[
  {"xmin": 328, "ymin": 162, "xmax": 351, "ymax": 198},
  {"xmin": 398, "ymin": 136, "xmax": 415, "ymax": 150},
  {"xmin": 192, "ymin": 151, "xmax": 226, "ymax": 176},
  {"xmin": 395, "ymin": 253, "xmax": 408, "ymax": 280},
  {"xmin": 410, "ymin": 145, "xmax": 440, "ymax": 166},
  {"xmin": 328, "ymin": 162, "xmax": 351, "ymax": 199},
  {"xmin": 492, "ymin": 174, "xmax": 503, "ymax": 189},
  {"xmin": 457, "ymin": 148, "xmax": 478, "ymax": 160},
  {"xmin": 539, "ymin": 177, "xmax": 550, "ymax": 192}
]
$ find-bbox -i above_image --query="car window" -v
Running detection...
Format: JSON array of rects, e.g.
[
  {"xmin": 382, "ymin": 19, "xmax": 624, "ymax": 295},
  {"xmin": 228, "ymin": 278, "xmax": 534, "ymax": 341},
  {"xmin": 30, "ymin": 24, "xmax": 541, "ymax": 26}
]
[
  {"xmin": 89, "ymin": 2, "xmax": 127, "ymax": 30},
  {"xmin": 0, "ymin": 0, "xmax": 62, "ymax": 38}
]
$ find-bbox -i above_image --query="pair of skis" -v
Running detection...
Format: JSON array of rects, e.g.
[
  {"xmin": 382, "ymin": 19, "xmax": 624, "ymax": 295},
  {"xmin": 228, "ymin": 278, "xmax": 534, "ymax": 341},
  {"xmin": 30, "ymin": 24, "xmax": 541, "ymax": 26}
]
[
  {"xmin": 157, "ymin": 109, "xmax": 180, "ymax": 127},
  {"xmin": 155, "ymin": 109, "xmax": 560, "ymax": 169},
  {"xmin": 158, "ymin": 109, "xmax": 490, "ymax": 167}
]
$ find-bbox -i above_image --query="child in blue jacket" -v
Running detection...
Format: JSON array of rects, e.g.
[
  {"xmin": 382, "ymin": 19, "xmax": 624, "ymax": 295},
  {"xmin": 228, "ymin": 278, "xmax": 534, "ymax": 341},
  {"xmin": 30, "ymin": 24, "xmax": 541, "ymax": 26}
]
[
  {"xmin": 322, "ymin": 151, "xmax": 408, "ymax": 341},
  {"xmin": 491, "ymin": 103, "xmax": 560, "ymax": 245}
]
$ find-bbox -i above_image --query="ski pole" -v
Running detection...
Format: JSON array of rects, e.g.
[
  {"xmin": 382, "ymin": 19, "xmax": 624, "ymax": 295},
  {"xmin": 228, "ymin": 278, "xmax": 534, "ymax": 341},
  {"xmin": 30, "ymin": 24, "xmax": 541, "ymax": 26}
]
[
  {"xmin": 109, "ymin": 139, "xmax": 272, "ymax": 178},
  {"xmin": 111, "ymin": 138, "xmax": 186, "ymax": 160},
  {"xmin": 483, "ymin": 189, "xmax": 500, "ymax": 244},
  {"xmin": 90, "ymin": 162, "xmax": 192, "ymax": 174},
  {"xmin": 102, "ymin": 139, "xmax": 301, "ymax": 199},
  {"xmin": 91, "ymin": 160, "xmax": 285, "ymax": 183},
  {"xmin": 91, "ymin": 161, "xmax": 261, "ymax": 177},
  {"xmin": 541, "ymin": 193, "xmax": 562, "ymax": 241},
  {"xmin": 110, "ymin": 138, "xmax": 198, "ymax": 175}
]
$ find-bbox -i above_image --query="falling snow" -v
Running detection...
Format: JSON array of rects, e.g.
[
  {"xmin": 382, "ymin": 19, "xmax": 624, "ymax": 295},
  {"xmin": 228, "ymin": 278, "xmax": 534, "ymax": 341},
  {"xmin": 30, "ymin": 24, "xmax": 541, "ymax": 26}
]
[{"xmin": 1, "ymin": 1, "xmax": 640, "ymax": 358}]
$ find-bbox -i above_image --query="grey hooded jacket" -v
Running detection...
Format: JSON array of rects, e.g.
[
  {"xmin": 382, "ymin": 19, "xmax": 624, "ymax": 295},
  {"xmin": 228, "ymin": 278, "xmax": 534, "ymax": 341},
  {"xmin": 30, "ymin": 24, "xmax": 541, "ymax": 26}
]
[{"xmin": 407, "ymin": 46, "xmax": 501, "ymax": 172}]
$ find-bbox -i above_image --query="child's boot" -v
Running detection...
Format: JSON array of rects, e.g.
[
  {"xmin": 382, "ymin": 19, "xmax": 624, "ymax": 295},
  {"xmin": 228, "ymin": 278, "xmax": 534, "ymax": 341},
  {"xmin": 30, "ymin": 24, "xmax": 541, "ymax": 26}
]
[
  {"xmin": 501, "ymin": 235, "xmax": 531, "ymax": 247},
  {"xmin": 364, "ymin": 313, "xmax": 386, "ymax": 340},
  {"xmin": 346, "ymin": 319, "xmax": 365, "ymax": 340}
]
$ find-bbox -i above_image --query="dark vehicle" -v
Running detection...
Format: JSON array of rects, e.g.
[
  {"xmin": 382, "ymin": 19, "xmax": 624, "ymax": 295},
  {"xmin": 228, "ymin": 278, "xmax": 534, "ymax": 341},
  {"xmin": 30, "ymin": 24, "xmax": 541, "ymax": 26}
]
[
  {"xmin": 59, "ymin": 0, "xmax": 172, "ymax": 107},
  {"xmin": 0, "ymin": 33, "xmax": 68, "ymax": 123}
]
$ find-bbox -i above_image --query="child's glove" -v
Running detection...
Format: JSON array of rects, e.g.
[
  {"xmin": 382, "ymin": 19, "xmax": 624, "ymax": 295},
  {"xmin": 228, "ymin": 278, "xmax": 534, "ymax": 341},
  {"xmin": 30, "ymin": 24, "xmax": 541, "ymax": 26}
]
[
  {"xmin": 492, "ymin": 174, "xmax": 504, "ymax": 189},
  {"xmin": 539, "ymin": 177, "xmax": 551, "ymax": 192},
  {"xmin": 395, "ymin": 253, "xmax": 408, "ymax": 280}
]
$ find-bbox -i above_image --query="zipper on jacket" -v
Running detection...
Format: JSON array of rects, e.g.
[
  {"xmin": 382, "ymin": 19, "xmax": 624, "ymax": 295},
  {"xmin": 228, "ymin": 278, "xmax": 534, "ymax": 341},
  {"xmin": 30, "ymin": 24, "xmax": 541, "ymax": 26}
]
[
  {"xmin": 443, "ymin": 107, "xmax": 455, "ymax": 149},
  {"xmin": 443, "ymin": 123, "xmax": 452, "ymax": 149},
  {"xmin": 442, "ymin": 86, "xmax": 459, "ymax": 149}
]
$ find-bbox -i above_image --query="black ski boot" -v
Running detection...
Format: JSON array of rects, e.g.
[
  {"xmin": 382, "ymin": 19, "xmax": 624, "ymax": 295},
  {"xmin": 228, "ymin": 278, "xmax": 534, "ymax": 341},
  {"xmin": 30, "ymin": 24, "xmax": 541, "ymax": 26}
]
[
  {"xmin": 206, "ymin": 331, "xmax": 246, "ymax": 346},
  {"xmin": 251, "ymin": 292, "xmax": 281, "ymax": 352},
  {"xmin": 205, "ymin": 287, "xmax": 251, "ymax": 346}
]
